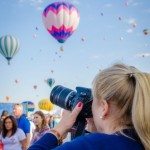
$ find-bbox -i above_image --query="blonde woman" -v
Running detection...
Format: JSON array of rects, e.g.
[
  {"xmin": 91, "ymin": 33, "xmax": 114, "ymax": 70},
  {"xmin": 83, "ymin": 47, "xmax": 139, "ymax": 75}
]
[
  {"xmin": 30, "ymin": 111, "xmax": 50, "ymax": 145},
  {"xmin": 28, "ymin": 63, "xmax": 150, "ymax": 150}
]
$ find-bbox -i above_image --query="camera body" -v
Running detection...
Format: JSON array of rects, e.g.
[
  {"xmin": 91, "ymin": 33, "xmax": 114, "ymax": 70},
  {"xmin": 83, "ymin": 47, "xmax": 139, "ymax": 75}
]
[{"xmin": 50, "ymin": 85, "xmax": 93, "ymax": 118}]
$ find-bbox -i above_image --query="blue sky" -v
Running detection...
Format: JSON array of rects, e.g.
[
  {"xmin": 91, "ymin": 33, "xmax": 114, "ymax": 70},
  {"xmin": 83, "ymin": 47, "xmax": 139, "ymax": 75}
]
[{"xmin": 0, "ymin": 0, "xmax": 150, "ymax": 107}]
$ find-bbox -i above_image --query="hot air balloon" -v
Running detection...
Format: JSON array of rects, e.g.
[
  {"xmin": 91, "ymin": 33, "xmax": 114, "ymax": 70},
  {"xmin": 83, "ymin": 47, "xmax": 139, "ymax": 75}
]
[
  {"xmin": 0, "ymin": 35, "xmax": 20, "ymax": 65},
  {"xmin": 38, "ymin": 98, "xmax": 54, "ymax": 111},
  {"xmin": 33, "ymin": 85, "xmax": 37, "ymax": 90},
  {"xmin": 60, "ymin": 46, "xmax": 64, "ymax": 52},
  {"xmin": 81, "ymin": 37, "xmax": 85, "ymax": 42},
  {"xmin": 15, "ymin": 79, "xmax": 19, "ymax": 84},
  {"xmin": 51, "ymin": 70, "xmax": 54, "ymax": 74},
  {"xmin": 42, "ymin": 2, "xmax": 80, "ymax": 43},
  {"xmin": 143, "ymin": 29, "xmax": 150, "ymax": 35},
  {"xmin": 5, "ymin": 96, "xmax": 10, "ymax": 101},
  {"xmin": 35, "ymin": 27, "xmax": 38, "ymax": 31},
  {"xmin": 46, "ymin": 78, "xmax": 55, "ymax": 87},
  {"xmin": 22, "ymin": 101, "xmax": 35, "ymax": 112}
]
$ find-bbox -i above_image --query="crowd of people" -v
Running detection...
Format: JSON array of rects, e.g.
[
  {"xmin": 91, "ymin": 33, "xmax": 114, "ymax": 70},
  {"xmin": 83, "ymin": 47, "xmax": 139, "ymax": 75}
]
[
  {"xmin": 0, "ymin": 104, "xmax": 56, "ymax": 150},
  {"xmin": 0, "ymin": 63, "xmax": 150, "ymax": 150}
]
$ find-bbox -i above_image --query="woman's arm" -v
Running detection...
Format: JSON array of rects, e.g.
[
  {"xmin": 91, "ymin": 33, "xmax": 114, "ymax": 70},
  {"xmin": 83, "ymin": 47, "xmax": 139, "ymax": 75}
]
[{"xmin": 20, "ymin": 139, "xmax": 27, "ymax": 150}]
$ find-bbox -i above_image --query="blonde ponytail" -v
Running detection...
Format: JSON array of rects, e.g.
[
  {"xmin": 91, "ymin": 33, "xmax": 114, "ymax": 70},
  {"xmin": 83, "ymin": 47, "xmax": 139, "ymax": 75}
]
[{"xmin": 132, "ymin": 73, "xmax": 150, "ymax": 150}]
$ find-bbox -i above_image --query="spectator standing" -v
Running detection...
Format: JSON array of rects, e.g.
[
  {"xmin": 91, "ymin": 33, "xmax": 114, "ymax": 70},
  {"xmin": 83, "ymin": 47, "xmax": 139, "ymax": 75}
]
[
  {"xmin": 13, "ymin": 103, "xmax": 31, "ymax": 148},
  {"xmin": 0, "ymin": 115, "xmax": 26, "ymax": 150},
  {"xmin": 1, "ymin": 111, "xmax": 9, "ymax": 122},
  {"xmin": 0, "ymin": 110, "xmax": 9, "ymax": 133},
  {"xmin": 45, "ymin": 114, "xmax": 54, "ymax": 129},
  {"xmin": 30, "ymin": 111, "xmax": 50, "ymax": 145}
]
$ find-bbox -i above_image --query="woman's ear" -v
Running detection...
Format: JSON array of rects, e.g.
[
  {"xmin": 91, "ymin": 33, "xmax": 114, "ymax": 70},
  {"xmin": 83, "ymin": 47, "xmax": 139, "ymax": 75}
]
[{"xmin": 100, "ymin": 100, "xmax": 109, "ymax": 118}]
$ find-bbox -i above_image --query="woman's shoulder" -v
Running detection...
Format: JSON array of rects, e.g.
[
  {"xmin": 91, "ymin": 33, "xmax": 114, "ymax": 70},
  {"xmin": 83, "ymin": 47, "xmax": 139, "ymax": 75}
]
[
  {"xmin": 63, "ymin": 133, "xmax": 144, "ymax": 150},
  {"xmin": 83, "ymin": 132, "xmax": 136, "ymax": 143},
  {"xmin": 16, "ymin": 128, "xmax": 26, "ymax": 135},
  {"xmin": 40, "ymin": 126, "xmax": 50, "ymax": 133}
]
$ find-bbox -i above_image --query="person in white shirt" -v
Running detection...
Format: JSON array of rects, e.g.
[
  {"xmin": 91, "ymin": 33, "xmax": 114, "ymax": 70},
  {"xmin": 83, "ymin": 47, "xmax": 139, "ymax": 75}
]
[{"xmin": 0, "ymin": 115, "xmax": 26, "ymax": 150}]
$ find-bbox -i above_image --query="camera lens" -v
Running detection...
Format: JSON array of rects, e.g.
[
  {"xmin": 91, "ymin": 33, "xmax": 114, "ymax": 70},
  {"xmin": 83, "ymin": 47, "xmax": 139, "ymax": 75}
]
[{"xmin": 50, "ymin": 85, "xmax": 76, "ymax": 110}]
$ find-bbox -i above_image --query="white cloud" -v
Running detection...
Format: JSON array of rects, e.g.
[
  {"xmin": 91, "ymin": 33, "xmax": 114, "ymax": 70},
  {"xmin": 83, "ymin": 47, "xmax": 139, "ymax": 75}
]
[
  {"xmin": 32, "ymin": 0, "xmax": 44, "ymax": 4},
  {"xmin": 17, "ymin": 0, "xmax": 45, "ymax": 10},
  {"xmin": 70, "ymin": 0, "xmax": 80, "ymax": 5},
  {"xmin": 143, "ymin": 8, "xmax": 150, "ymax": 13},
  {"xmin": 125, "ymin": 18, "xmax": 137, "ymax": 27},
  {"xmin": 18, "ymin": 0, "xmax": 24, "ymax": 2},
  {"xmin": 103, "ymin": 3, "xmax": 113, "ymax": 8},
  {"xmin": 126, "ymin": 28, "xmax": 133, "ymax": 33},
  {"xmin": 17, "ymin": 0, "xmax": 45, "ymax": 5},
  {"xmin": 36, "ymin": 6, "xmax": 43, "ymax": 10},
  {"xmin": 17, "ymin": 0, "xmax": 79, "ymax": 10},
  {"xmin": 26, "ymin": 0, "xmax": 44, "ymax": 4},
  {"xmin": 132, "ymin": 2, "xmax": 140, "ymax": 6},
  {"xmin": 90, "ymin": 55, "xmax": 101, "ymax": 59},
  {"xmin": 128, "ymin": 18, "xmax": 136, "ymax": 24},
  {"xmin": 135, "ymin": 53, "xmax": 150, "ymax": 58}
]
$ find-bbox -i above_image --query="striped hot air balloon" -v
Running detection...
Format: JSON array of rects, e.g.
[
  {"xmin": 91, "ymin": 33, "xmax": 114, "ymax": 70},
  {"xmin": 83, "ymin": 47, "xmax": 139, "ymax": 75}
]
[
  {"xmin": 42, "ymin": 2, "xmax": 80, "ymax": 43},
  {"xmin": 0, "ymin": 35, "xmax": 20, "ymax": 65}
]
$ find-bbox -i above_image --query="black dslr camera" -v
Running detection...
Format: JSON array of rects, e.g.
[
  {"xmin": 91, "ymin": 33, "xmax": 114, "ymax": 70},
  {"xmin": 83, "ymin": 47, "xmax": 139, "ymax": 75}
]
[{"xmin": 50, "ymin": 85, "xmax": 93, "ymax": 138}]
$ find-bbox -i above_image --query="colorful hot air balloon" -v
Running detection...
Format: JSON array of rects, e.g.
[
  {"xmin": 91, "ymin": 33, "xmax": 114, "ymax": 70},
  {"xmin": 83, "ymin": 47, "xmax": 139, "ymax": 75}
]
[
  {"xmin": 0, "ymin": 35, "xmax": 20, "ymax": 65},
  {"xmin": 38, "ymin": 98, "xmax": 54, "ymax": 111},
  {"xmin": 46, "ymin": 78, "xmax": 55, "ymax": 87},
  {"xmin": 22, "ymin": 101, "xmax": 35, "ymax": 112},
  {"xmin": 42, "ymin": 2, "xmax": 80, "ymax": 43}
]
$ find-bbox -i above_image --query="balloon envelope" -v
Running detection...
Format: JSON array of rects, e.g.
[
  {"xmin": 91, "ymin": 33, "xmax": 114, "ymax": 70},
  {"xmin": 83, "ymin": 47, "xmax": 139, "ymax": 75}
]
[
  {"xmin": 38, "ymin": 98, "xmax": 54, "ymax": 111},
  {"xmin": 0, "ymin": 35, "xmax": 20, "ymax": 65},
  {"xmin": 42, "ymin": 2, "xmax": 80, "ymax": 43},
  {"xmin": 22, "ymin": 101, "xmax": 35, "ymax": 112},
  {"xmin": 47, "ymin": 78, "xmax": 55, "ymax": 87}
]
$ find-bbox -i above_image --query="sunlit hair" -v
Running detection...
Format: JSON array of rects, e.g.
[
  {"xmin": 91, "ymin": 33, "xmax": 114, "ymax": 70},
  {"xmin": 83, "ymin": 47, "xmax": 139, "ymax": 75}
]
[
  {"xmin": 2, "ymin": 115, "xmax": 17, "ymax": 138},
  {"xmin": 92, "ymin": 63, "xmax": 150, "ymax": 149},
  {"xmin": 34, "ymin": 111, "xmax": 47, "ymax": 132}
]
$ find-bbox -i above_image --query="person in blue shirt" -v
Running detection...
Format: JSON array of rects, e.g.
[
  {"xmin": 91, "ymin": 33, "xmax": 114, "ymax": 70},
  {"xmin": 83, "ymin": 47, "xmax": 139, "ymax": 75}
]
[
  {"xmin": 13, "ymin": 103, "xmax": 31, "ymax": 148},
  {"xmin": 28, "ymin": 63, "xmax": 150, "ymax": 150}
]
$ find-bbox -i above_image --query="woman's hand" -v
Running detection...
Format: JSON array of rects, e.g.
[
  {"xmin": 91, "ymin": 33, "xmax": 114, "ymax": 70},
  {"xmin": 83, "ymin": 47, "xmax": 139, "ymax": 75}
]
[{"xmin": 52, "ymin": 102, "xmax": 83, "ymax": 138}]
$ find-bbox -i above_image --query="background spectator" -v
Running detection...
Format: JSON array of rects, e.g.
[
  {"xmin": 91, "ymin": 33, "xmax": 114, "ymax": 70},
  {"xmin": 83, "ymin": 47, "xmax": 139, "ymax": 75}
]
[
  {"xmin": 30, "ymin": 111, "xmax": 50, "ymax": 145},
  {"xmin": 13, "ymin": 103, "xmax": 31, "ymax": 148},
  {"xmin": 0, "ymin": 115, "xmax": 26, "ymax": 150}
]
